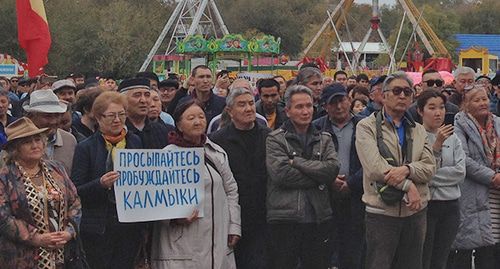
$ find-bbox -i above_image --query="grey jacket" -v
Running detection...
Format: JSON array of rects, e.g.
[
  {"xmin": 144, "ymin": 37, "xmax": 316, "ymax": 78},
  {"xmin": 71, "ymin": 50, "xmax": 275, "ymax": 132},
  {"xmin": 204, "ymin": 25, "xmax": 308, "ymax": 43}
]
[
  {"xmin": 452, "ymin": 111, "xmax": 497, "ymax": 249},
  {"xmin": 266, "ymin": 120, "xmax": 339, "ymax": 223},
  {"xmin": 426, "ymin": 132, "xmax": 465, "ymax": 201}
]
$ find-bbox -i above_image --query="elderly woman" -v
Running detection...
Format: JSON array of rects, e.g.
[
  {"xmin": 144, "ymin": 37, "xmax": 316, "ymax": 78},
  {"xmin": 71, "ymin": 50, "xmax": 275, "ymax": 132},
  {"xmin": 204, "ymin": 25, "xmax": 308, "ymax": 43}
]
[
  {"xmin": 450, "ymin": 84, "xmax": 500, "ymax": 269},
  {"xmin": 151, "ymin": 99, "xmax": 241, "ymax": 269},
  {"xmin": 71, "ymin": 91, "xmax": 144, "ymax": 269},
  {"xmin": 0, "ymin": 117, "xmax": 81, "ymax": 269},
  {"xmin": 416, "ymin": 90, "xmax": 466, "ymax": 269}
]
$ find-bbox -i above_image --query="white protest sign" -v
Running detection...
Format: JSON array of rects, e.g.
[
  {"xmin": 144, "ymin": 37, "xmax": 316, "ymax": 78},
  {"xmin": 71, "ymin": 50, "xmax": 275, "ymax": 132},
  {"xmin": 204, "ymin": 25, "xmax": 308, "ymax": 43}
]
[{"xmin": 113, "ymin": 146, "xmax": 205, "ymax": 223}]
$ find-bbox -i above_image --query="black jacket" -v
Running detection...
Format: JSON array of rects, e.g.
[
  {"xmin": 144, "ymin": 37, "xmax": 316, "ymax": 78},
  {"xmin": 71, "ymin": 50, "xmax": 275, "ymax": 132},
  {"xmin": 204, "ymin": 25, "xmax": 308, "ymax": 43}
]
[
  {"xmin": 71, "ymin": 131, "xmax": 143, "ymax": 234},
  {"xmin": 126, "ymin": 118, "xmax": 174, "ymax": 149},
  {"xmin": 178, "ymin": 91, "xmax": 226, "ymax": 124},
  {"xmin": 255, "ymin": 100, "xmax": 288, "ymax": 130},
  {"xmin": 210, "ymin": 122, "xmax": 271, "ymax": 228},
  {"xmin": 313, "ymin": 115, "xmax": 364, "ymax": 195}
]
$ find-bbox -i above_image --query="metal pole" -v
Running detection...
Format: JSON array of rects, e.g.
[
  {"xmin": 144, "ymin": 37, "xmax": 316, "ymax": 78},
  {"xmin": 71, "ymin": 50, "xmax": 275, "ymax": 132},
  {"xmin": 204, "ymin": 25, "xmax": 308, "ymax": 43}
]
[
  {"xmin": 139, "ymin": 0, "xmax": 186, "ymax": 72},
  {"xmin": 389, "ymin": 10, "xmax": 406, "ymax": 72},
  {"xmin": 209, "ymin": 0, "xmax": 229, "ymax": 35},
  {"xmin": 302, "ymin": 0, "xmax": 346, "ymax": 57},
  {"xmin": 187, "ymin": 0, "xmax": 210, "ymax": 35},
  {"xmin": 397, "ymin": 8, "xmax": 425, "ymax": 70},
  {"xmin": 327, "ymin": 10, "xmax": 354, "ymax": 72}
]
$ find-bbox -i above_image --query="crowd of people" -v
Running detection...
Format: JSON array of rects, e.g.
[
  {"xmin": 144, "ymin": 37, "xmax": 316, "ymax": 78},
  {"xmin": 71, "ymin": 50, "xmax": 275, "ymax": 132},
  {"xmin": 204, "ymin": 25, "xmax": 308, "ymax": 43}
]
[{"xmin": 0, "ymin": 64, "xmax": 500, "ymax": 269}]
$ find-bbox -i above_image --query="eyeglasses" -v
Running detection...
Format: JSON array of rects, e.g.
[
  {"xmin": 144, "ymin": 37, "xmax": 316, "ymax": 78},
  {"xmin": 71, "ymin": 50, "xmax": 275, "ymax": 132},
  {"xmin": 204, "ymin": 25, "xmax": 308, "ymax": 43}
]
[
  {"xmin": 423, "ymin": 79, "xmax": 443, "ymax": 87},
  {"xmin": 386, "ymin": 86, "xmax": 413, "ymax": 97},
  {"xmin": 101, "ymin": 111, "xmax": 126, "ymax": 122},
  {"xmin": 386, "ymin": 87, "xmax": 413, "ymax": 97}
]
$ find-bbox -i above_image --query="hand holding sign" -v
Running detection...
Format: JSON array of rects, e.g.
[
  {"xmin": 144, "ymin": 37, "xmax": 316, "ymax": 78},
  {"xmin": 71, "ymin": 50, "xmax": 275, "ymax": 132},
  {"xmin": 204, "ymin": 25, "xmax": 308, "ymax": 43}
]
[
  {"xmin": 114, "ymin": 147, "xmax": 205, "ymax": 223},
  {"xmin": 100, "ymin": 171, "xmax": 120, "ymax": 189}
]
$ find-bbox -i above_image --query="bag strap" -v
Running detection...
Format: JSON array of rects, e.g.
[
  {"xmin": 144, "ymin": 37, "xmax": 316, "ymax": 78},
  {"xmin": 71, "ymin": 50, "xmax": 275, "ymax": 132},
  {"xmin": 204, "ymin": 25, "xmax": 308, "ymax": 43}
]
[{"xmin": 375, "ymin": 111, "xmax": 412, "ymax": 166}]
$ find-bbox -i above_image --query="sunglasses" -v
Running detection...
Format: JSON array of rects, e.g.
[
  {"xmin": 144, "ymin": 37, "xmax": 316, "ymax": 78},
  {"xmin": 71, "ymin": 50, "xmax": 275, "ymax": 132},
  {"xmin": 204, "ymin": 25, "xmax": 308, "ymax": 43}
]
[
  {"xmin": 386, "ymin": 86, "xmax": 414, "ymax": 97},
  {"xmin": 423, "ymin": 79, "xmax": 443, "ymax": 87}
]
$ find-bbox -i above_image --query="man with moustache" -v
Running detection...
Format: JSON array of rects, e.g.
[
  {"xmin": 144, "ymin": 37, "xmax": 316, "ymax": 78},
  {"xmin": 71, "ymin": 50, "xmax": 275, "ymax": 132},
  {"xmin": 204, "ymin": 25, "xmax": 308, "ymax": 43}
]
[{"xmin": 24, "ymin": 89, "xmax": 77, "ymax": 174}]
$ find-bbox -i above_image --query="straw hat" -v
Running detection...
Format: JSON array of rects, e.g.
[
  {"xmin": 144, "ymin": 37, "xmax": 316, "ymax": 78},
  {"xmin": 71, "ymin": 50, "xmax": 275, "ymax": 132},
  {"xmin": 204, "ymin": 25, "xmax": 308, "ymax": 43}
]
[{"xmin": 3, "ymin": 117, "xmax": 49, "ymax": 149}]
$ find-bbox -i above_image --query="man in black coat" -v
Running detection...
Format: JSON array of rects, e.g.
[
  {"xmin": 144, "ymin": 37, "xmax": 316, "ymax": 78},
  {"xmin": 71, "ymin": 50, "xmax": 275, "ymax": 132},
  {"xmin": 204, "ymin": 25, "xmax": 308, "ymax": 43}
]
[
  {"xmin": 119, "ymin": 78, "xmax": 174, "ymax": 149},
  {"xmin": 210, "ymin": 87, "xmax": 271, "ymax": 269}
]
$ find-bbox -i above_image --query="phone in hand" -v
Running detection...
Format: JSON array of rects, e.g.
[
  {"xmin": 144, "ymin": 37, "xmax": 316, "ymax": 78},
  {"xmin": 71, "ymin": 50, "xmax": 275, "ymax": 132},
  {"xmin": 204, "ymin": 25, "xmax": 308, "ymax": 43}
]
[{"xmin": 444, "ymin": 113, "xmax": 455, "ymax": 126}]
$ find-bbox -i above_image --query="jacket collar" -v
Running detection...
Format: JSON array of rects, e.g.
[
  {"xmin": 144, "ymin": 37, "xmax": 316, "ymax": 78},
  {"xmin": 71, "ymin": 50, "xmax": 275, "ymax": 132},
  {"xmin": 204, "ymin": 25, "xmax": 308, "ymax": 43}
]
[
  {"xmin": 282, "ymin": 120, "xmax": 321, "ymax": 144},
  {"xmin": 380, "ymin": 107, "xmax": 416, "ymax": 129}
]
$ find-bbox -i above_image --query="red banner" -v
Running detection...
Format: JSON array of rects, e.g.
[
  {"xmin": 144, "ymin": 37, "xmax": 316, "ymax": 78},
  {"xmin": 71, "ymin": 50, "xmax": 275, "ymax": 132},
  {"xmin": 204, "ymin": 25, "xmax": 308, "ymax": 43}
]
[{"xmin": 16, "ymin": 0, "xmax": 51, "ymax": 77}]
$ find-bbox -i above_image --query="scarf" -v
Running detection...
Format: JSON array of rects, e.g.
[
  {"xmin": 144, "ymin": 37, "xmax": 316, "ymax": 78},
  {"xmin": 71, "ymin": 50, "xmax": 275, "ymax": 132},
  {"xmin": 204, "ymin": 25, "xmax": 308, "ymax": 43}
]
[
  {"xmin": 468, "ymin": 113, "xmax": 500, "ymax": 170},
  {"xmin": 167, "ymin": 130, "xmax": 206, "ymax": 148},
  {"xmin": 102, "ymin": 128, "xmax": 127, "ymax": 145},
  {"xmin": 102, "ymin": 129, "xmax": 127, "ymax": 172}
]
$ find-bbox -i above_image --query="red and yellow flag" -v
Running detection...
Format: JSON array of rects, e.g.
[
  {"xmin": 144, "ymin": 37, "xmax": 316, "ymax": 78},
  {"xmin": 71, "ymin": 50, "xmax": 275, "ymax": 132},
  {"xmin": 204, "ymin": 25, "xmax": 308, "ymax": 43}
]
[{"xmin": 16, "ymin": 0, "xmax": 52, "ymax": 77}]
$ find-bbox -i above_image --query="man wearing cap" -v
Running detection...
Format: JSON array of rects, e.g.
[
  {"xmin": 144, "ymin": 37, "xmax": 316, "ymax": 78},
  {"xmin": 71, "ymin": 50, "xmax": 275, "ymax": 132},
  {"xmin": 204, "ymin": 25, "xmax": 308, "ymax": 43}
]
[
  {"xmin": 119, "ymin": 78, "xmax": 174, "ymax": 149},
  {"xmin": 407, "ymin": 69, "xmax": 459, "ymax": 124},
  {"xmin": 266, "ymin": 84, "xmax": 339, "ymax": 268},
  {"xmin": 359, "ymin": 75, "xmax": 386, "ymax": 118},
  {"xmin": 52, "ymin": 79, "xmax": 77, "ymax": 105},
  {"xmin": 313, "ymin": 83, "xmax": 365, "ymax": 269},
  {"xmin": 355, "ymin": 72, "xmax": 435, "ymax": 269},
  {"xmin": 178, "ymin": 65, "xmax": 226, "ymax": 124},
  {"xmin": 24, "ymin": 89, "xmax": 77, "ymax": 174}
]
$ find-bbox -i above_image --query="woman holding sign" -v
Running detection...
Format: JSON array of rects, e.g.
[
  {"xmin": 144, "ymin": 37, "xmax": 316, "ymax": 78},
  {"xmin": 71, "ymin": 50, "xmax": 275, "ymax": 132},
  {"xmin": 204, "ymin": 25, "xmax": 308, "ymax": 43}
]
[
  {"xmin": 71, "ymin": 91, "xmax": 144, "ymax": 269},
  {"xmin": 0, "ymin": 117, "xmax": 81, "ymax": 269},
  {"xmin": 151, "ymin": 99, "xmax": 241, "ymax": 269}
]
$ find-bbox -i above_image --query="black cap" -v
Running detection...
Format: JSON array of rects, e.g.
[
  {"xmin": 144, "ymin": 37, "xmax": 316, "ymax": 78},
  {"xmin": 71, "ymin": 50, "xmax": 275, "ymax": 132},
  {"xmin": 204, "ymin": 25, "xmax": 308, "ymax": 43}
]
[
  {"xmin": 476, "ymin": 75, "xmax": 491, "ymax": 82},
  {"xmin": 320, "ymin": 83, "xmax": 347, "ymax": 105},
  {"xmin": 118, "ymin": 78, "xmax": 150, "ymax": 93},
  {"xmin": 369, "ymin": 75, "xmax": 387, "ymax": 91}
]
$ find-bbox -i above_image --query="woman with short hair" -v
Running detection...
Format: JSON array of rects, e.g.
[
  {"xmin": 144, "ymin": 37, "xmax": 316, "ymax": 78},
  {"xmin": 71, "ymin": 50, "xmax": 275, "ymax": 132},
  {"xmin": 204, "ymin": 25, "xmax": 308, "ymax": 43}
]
[
  {"xmin": 71, "ymin": 91, "xmax": 144, "ymax": 269},
  {"xmin": 0, "ymin": 117, "xmax": 81, "ymax": 269}
]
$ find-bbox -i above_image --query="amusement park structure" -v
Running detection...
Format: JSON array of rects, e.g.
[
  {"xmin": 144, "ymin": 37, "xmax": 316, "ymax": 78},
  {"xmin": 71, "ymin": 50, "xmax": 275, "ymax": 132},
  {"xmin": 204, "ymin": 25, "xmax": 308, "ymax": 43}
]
[
  {"xmin": 141, "ymin": 0, "xmax": 453, "ymax": 75},
  {"xmin": 302, "ymin": 0, "xmax": 452, "ymax": 73},
  {"xmin": 139, "ymin": 0, "xmax": 229, "ymax": 72}
]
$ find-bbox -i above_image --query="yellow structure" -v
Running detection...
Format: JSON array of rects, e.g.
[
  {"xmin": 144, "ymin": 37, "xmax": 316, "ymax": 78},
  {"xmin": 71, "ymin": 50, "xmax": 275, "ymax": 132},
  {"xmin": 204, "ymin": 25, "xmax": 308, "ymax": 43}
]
[{"xmin": 459, "ymin": 47, "xmax": 499, "ymax": 75}]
